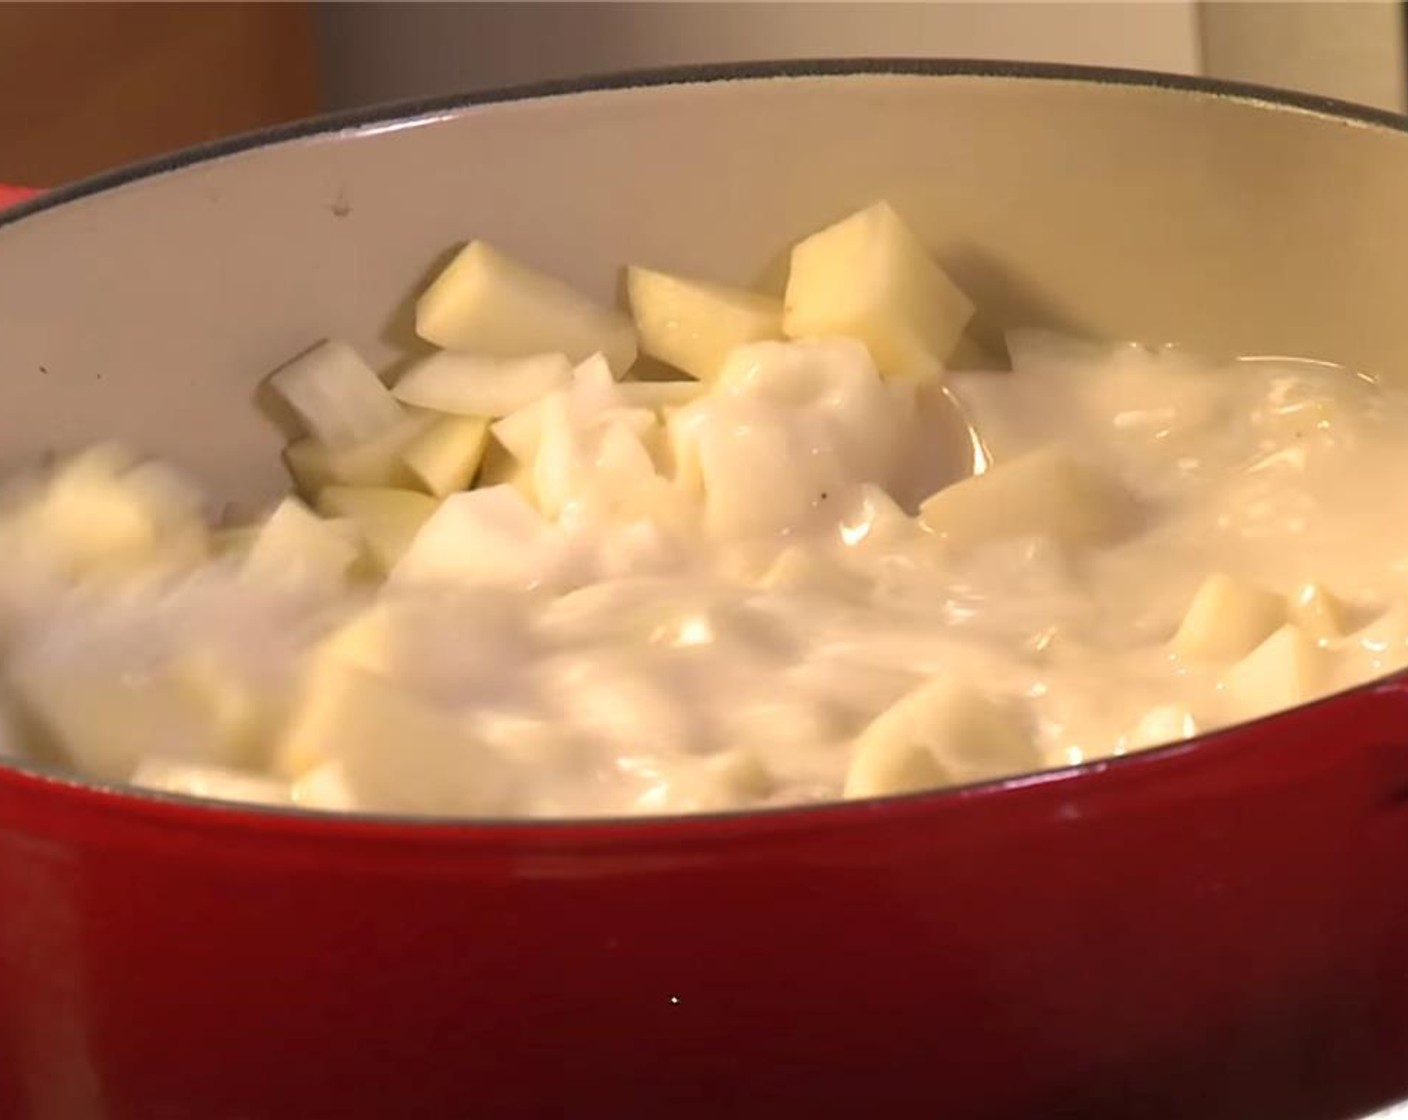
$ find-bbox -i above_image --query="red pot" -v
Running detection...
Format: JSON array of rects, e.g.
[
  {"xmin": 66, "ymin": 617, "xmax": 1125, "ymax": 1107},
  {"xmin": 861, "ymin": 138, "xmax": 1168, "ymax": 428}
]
[
  {"xmin": 3, "ymin": 63, "xmax": 1408, "ymax": 1119},
  {"xmin": 0, "ymin": 186, "xmax": 38, "ymax": 210}
]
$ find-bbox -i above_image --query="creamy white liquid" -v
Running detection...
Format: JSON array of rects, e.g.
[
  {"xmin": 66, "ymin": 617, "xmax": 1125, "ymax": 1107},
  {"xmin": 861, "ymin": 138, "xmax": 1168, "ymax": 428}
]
[{"xmin": 5, "ymin": 335, "xmax": 1407, "ymax": 818}]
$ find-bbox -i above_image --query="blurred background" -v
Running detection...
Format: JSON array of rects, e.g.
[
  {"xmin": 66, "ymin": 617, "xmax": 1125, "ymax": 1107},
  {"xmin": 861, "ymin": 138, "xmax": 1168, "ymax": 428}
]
[{"xmin": 2, "ymin": 1, "xmax": 1405, "ymax": 186}]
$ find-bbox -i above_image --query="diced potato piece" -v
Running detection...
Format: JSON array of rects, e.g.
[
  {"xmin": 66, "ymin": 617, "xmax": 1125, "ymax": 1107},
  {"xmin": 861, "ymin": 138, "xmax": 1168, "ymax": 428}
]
[
  {"xmin": 761, "ymin": 545, "xmax": 864, "ymax": 597},
  {"xmin": 627, "ymin": 266, "xmax": 782, "ymax": 381},
  {"xmin": 490, "ymin": 400, "xmax": 546, "ymax": 463},
  {"xmin": 315, "ymin": 602, "xmax": 399, "ymax": 678},
  {"xmin": 415, "ymin": 240, "xmax": 637, "ymax": 374},
  {"xmin": 477, "ymin": 438, "xmax": 539, "ymax": 506},
  {"xmin": 548, "ymin": 654, "xmax": 692, "ymax": 756},
  {"xmin": 1218, "ymin": 624, "xmax": 1328, "ymax": 725},
  {"xmin": 283, "ymin": 411, "xmax": 430, "ymax": 497},
  {"xmin": 390, "ymin": 485, "xmax": 563, "ymax": 590},
  {"xmin": 281, "ymin": 440, "xmax": 335, "ymax": 497},
  {"xmin": 533, "ymin": 397, "xmax": 658, "ymax": 521},
  {"xmin": 392, "ymin": 351, "xmax": 573, "ymax": 417},
  {"xmin": 266, "ymin": 340, "xmax": 403, "ymax": 449},
  {"xmin": 592, "ymin": 422, "xmax": 660, "ymax": 501},
  {"xmin": 26, "ymin": 446, "xmax": 206, "ymax": 574},
  {"xmin": 918, "ymin": 446, "xmax": 1136, "ymax": 550},
  {"xmin": 844, "ymin": 729, "xmax": 948, "ymax": 800},
  {"xmin": 1287, "ymin": 581, "xmax": 1352, "ymax": 643},
  {"xmin": 1171, "ymin": 573, "xmax": 1285, "ymax": 662},
  {"xmin": 131, "ymin": 759, "xmax": 291, "ymax": 806},
  {"xmin": 472, "ymin": 713, "xmax": 586, "ymax": 795},
  {"xmin": 12, "ymin": 665, "xmax": 203, "ymax": 783},
  {"xmin": 783, "ymin": 201, "xmax": 974, "ymax": 379},
  {"xmin": 291, "ymin": 762, "xmax": 359, "ymax": 811},
  {"xmin": 12, "ymin": 650, "xmax": 260, "ymax": 783},
  {"xmin": 401, "ymin": 413, "xmax": 490, "ymax": 497},
  {"xmin": 632, "ymin": 416, "xmax": 674, "ymax": 478},
  {"xmin": 696, "ymin": 414, "xmax": 815, "ymax": 539},
  {"xmin": 531, "ymin": 395, "xmax": 586, "ymax": 521},
  {"xmin": 276, "ymin": 663, "xmax": 516, "ymax": 814},
  {"xmin": 617, "ymin": 379, "xmax": 709, "ymax": 410},
  {"xmin": 630, "ymin": 748, "xmax": 774, "ymax": 815},
  {"xmin": 243, "ymin": 497, "xmax": 359, "ymax": 586},
  {"xmin": 837, "ymin": 483, "xmax": 916, "ymax": 551},
  {"xmin": 759, "ymin": 545, "xmax": 824, "ymax": 592},
  {"xmin": 316, "ymin": 486, "xmax": 438, "ymax": 574},
  {"xmin": 567, "ymin": 352, "xmax": 623, "ymax": 411},
  {"xmin": 1349, "ymin": 603, "xmax": 1408, "ymax": 679},
  {"xmin": 1122, "ymin": 703, "xmax": 1198, "ymax": 751},
  {"xmin": 175, "ymin": 649, "xmax": 268, "ymax": 753},
  {"xmin": 605, "ymin": 475, "xmax": 699, "ymax": 542},
  {"xmin": 663, "ymin": 405, "xmax": 706, "ymax": 494},
  {"xmin": 843, "ymin": 678, "xmax": 1037, "ymax": 799},
  {"xmin": 211, "ymin": 527, "xmax": 258, "ymax": 562}
]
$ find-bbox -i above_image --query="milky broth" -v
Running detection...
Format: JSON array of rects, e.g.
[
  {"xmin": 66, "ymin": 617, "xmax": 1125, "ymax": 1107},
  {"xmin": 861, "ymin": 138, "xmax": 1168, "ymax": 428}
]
[{"xmin": 3, "ymin": 334, "xmax": 1406, "ymax": 817}]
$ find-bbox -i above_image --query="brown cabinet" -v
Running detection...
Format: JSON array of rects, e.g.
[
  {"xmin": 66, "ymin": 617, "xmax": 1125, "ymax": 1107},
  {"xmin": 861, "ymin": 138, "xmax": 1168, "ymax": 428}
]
[{"xmin": 0, "ymin": 2, "xmax": 318, "ymax": 185}]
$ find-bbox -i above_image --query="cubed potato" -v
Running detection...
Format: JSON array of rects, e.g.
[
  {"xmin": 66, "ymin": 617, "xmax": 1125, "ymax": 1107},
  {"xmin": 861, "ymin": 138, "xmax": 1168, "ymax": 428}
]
[
  {"xmin": 290, "ymin": 762, "xmax": 359, "ymax": 811},
  {"xmin": 414, "ymin": 240, "xmax": 637, "ymax": 374},
  {"xmin": 390, "ymin": 485, "xmax": 563, "ymax": 590},
  {"xmin": 210, "ymin": 525, "xmax": 259, "ymax": 561},
  {"xmin": 12, "ymin": 664, "xmax": 202, "ymax": 783},
  {"xmin": 837, "ymin": 483, "xmax": 916, "ymax": 550},
  {"xmin": 266, "ymin": 339, "xmax": 403, "ymax": 449},
  {"xmin": 533, "ymin": 397, "xmax": 658, "ymax": 521},
  {"xmin": 783, "ymin": 201, "xmax": 974, "ymax": 379},
  {"xmin": 695, "ymin": 415, "xmax": 816, "ymax": 539},
  {"xmin": 401, "ymin": 413, "xmax": 490, "ymax": 497},
  {"xmin": 617, "ymin": 379, "xmax": 710, "ymax": 410},
  {"xmin": 760, "ymin": 545, "xmax": 865, "ymax": 597},
  {"xmin": 283, "ymin": 411, "xmax": 431, "ymax": 498},
  {"xmin": 490, "ymin": 400, "xmax": 546, "ymax": 463},
  {"xmin": 392, "ymin": 351, "xmax": 573, "ymax": 417},
  {"xmin": 131, "ymin": 759, "xmax": 291, "ymax": 806},
  {"xmin": 1287, "ymin": 581, "xmax": 1352, "ymax": 643},
  {"xmin": 629, "ymin": 748, "xmax": 774, "ymax": 815},
  {"xmin": 12, "ymin": 649, "xmax": 260, "ymax": 783},
  {"xmin": 1171, "ymin": 573, "xmax": 1285, "ymax": 662},
  {"xmin": 315, "ymin": 602, "xmax": 399, "ymax": 678},
  {"xmin": 243, "ymin": 497, "xmax": 359, "ymax": 587},
  {"xmin": 26, "ymin": 446, "xmax": 207, "ymax": 575},
  {"xmin": 1122, "ymin": 703, "xmax": 1198, "ymax": 751},
  {"xmin": 917, "ymin": 446, "xmax": 1137, "ymax": 550},
  {"xmin": 547, "ymin": 653, "xmax": 693, "ymax": 757},
  {"xmin": 532, "ymin": 395, "xmax": 587, "ymax": 521},
  {"xmin": 843, "ymin": 677, "xmax": 1037, "ymax": 799},
  {"xmin": 275, "ymin": 663, "xmax": 516, "ymax": 814},
  {"xmin": 316, "ymin": 486, "xmax": 438, "ymax": 574},
  {"xmin": 627, "ymin": 265, "xmax": 782, "ymax": 381},
  {"xmin": 1346, "ymin": 603, "xmax": 1408, "ymax": 679},
  {"xmin": 1218, "ymin": 624, "xmax": 1329, "ymax": 725},
  {"xmin": 477, "ymin": 438, "xmax": 540, "ymax": 507}
]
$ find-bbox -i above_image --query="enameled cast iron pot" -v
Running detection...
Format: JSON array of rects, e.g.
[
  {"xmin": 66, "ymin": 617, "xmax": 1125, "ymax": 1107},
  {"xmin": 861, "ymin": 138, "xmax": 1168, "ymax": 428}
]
[{"xmin": 3, "ymin": 62, "xmax": 1408, "ymax": 1120}]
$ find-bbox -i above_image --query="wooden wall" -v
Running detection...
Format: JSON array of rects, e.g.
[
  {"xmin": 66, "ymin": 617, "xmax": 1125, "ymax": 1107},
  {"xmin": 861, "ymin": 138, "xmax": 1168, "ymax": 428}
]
[{"xmin": 0, "ymin": 3, "xmax": 318, "ymax": 186}]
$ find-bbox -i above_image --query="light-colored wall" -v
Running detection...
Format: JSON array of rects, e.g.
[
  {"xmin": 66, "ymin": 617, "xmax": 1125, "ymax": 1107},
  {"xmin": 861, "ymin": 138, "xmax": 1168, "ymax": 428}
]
[
  {"xmin": 318, "ymin": 2, "xmax": 1408, "ymax": 116},
  {"xmin": 317, "ymin": 2, "xmax": 1204, "ymax": 109},
  {"xmin": 1199, "ymin": 1, "xmax": 1406, "ymax": 113}
]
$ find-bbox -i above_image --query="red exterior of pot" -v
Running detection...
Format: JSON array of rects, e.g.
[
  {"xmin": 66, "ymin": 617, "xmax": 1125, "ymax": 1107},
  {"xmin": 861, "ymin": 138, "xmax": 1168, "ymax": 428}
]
[
  {"xmin": 0, "ymin": 186, "xmax": 37, "ymax": 210},
  {"xmin": 2, "ymin": 679, "xmax": 1407, "ymax": 1120}
]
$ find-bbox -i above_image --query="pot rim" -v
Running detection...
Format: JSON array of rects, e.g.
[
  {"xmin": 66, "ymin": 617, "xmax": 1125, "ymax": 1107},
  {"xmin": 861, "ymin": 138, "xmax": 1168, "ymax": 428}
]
[
  {"xmin": 4, "ymin": 55, "xmax": 1406, "ymax": 232},
  {"xmin": 1, "ymin": 57, "xmax": 1402, "ymax": 836}
]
